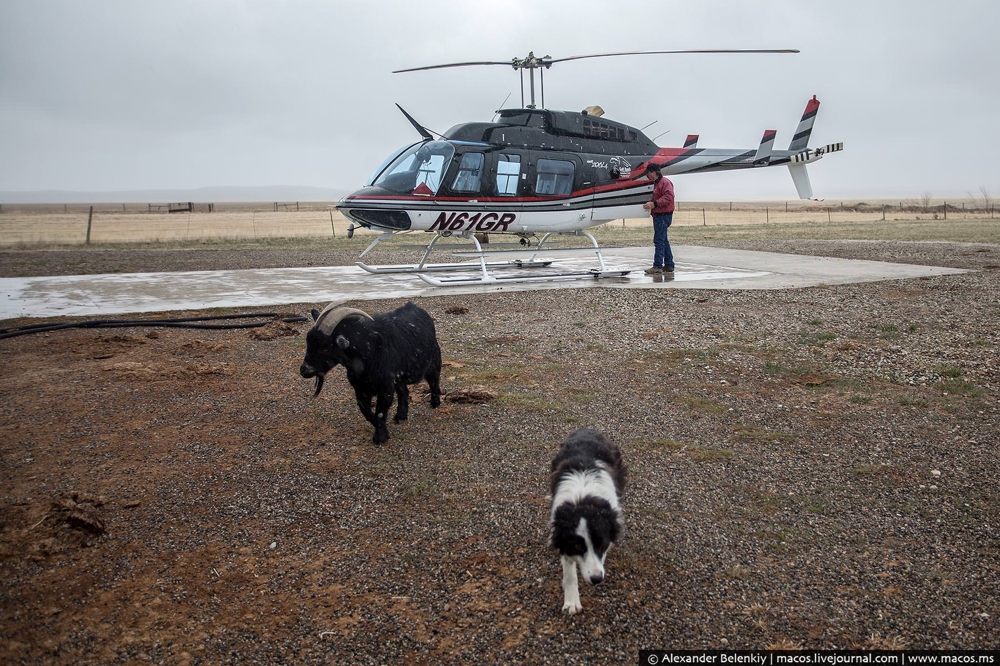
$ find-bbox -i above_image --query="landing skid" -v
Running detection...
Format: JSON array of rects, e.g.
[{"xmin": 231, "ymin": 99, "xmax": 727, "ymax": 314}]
[
  {"xmin": 357, "ymin": 259, "xmax": 553, "ymax": 274},
  {"xmin": 354, "ymin": 229, "xmax": 630, "ymax": 286},
  {"xmin": 418, "ymin": 268, "xmax": 631, "ymax": 286}
]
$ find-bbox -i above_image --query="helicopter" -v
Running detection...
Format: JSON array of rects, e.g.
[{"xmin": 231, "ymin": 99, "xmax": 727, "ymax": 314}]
[{"xmin": 335, "ymin": 50, "xmax": 844, "ymax": 286}]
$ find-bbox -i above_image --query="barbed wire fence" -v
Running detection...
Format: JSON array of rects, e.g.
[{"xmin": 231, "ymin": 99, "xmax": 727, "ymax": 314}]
[{"xmin": 0, "ymin": 199, "xmax": 995, "ymax": 246}]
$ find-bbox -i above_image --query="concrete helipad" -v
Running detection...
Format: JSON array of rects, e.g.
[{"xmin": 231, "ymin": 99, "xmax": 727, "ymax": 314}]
[{"xmin": 0, "ymin": 245, "xmax": 968, "ymax": 320}]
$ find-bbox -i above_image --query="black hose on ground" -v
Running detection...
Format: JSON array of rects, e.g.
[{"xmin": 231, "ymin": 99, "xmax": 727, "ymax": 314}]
[{"xmin": 0, "ymin": 313, "xmax": 310, "ymax": 340}]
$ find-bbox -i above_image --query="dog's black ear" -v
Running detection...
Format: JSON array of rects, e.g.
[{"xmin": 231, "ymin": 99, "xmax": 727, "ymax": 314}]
[
  {"xmin": 615, "ymin": 459, "xmax": 628, "ymax": 498},
  {"xmin": 610, "ymin": 510, "xmax": 623, "ymax": 543},
  {"xmin": 548, "ymin": 515, "xmax": 566, "ymax": 550},
  {"xmin": 549, "ymin": 506, "xmax": 580, "ymax": 551}
]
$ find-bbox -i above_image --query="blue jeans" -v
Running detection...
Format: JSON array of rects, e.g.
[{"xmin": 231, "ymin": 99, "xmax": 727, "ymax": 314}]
[{"xmin": 652, "ymin": 213, "xmax": 674, "ymax": 270}]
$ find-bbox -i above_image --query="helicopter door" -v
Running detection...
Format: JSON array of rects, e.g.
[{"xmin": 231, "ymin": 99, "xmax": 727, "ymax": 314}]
[
  {"xmin": 429, "ymin": 149, "xmax": 525, "ymax": 234},
  {"xmin": 493, "ymin": 152, "xmax": 524, "ymax": 197},
  {"xmin": 449, "ymin": 152, "xmax": 486, "ymax": 195},
  {"xmin": 529, "ymin": 154, "xmax": 591, "ymax": 227},
  {"xmin": 488, "ymin": 152, "xmax": 526, "ymax": 228}
]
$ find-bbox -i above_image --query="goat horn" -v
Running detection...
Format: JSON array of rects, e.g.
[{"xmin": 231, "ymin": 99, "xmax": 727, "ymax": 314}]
[{"xmin": 314, "ymin": 303, "xmax": 373, "ymax": 335}]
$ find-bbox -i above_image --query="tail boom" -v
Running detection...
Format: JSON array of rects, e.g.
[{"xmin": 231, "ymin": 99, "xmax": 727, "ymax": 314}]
[{"xmin": 637, "ymin": 96, "xmax": 840, "ymax": 199}]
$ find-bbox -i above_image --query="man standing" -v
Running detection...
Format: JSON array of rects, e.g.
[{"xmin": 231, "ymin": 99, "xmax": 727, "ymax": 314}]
[{"xmin": 641, "ymin": 163, "xmax": 675, "ymax": 275}]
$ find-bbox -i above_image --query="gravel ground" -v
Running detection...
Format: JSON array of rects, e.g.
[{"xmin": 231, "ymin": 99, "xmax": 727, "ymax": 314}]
[{"xmin": 1, "ymin": 238, "xmax": 998, "ymax": 664}]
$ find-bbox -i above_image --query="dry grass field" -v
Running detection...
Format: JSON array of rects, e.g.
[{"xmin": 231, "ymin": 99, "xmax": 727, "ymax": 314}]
[{"xmin": 1, "ymin": 199, "xmax": 995, "ymax": 247}]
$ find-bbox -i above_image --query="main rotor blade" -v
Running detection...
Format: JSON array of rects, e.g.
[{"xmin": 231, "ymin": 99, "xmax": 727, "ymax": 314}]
[
  {"xmin": 546, "ymin": 48, "xmax": 799, "ymax": 65},
  {"xmin": 393, "ymin": 61, "xmax": 513, "ymax": 73},
  {"xmin": 394, "ymin": 49, "xmax": 799, "ymax": 75}
]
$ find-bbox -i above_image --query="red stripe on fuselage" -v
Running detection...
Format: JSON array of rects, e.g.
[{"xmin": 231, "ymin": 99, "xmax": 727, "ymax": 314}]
[
  {"xmin": 629, "ymin": 148, "xmax": 701, "ymax": 178},
  {"xmin": 341, "ymin": 179, "xmax": 648, "ymax": 204}
]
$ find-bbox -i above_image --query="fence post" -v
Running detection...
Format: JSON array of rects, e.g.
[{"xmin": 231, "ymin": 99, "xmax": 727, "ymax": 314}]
[
  {"xmin": 296, "ymin": 202, "xmax": 300, "ymax": 212},
  {"xmin": 330, "ymin": 210, "xmax": 337, "ymax": 237},
  {"xmin": 827, "ymin": 208, "xmax": 831, "ymax": 223},
  {"xmin": 882, "ymin": 205, "xmax": 885, "ymax": 221},
  {"xmin": 944, "ymin": 202, "xmax": 947, "ymax": 220},
  {"xmin": 85, "ymin": 206, "xmax": 94, "ymax": 245},
  {"xmin": 702, "ymin": 208, "xmax": 706, "ymax": 226},
  {"xmin": 765, "ymin": 207, "xmax": 769, "ymax": 224}
]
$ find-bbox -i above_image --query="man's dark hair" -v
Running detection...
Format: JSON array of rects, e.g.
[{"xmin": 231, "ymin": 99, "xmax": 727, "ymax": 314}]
[{"xmin": 646, "ymin": 163, "xmax": 662, "ymax": 174}]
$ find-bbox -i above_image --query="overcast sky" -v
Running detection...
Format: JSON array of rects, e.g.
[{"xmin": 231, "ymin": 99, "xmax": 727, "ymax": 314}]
[{"xmin": 2, "ymin": 0, "xmax": 998, "ymax": 201}]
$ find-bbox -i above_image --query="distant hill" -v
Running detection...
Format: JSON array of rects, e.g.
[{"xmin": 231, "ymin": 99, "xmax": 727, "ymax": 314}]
[{"xmin": 0, "ymin": 185, "xmax": 353, "ymax": 205}]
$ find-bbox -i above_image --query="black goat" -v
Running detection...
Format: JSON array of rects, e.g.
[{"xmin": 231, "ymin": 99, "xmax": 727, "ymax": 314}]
[{"xmin": 299, "ymin": 301, "xmax": 442, "ymax": 444}]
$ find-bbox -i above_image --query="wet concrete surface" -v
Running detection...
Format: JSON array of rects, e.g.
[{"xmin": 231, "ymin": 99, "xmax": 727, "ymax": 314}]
[{"xmin": 0, "ymin": 245, "xmax": 968, "ymax": 320}]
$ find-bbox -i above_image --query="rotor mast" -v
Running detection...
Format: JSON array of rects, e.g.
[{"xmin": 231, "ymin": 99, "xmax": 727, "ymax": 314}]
[{"xmin": 512, "ymin": 51, "xmax": 552, "ymax": 109}]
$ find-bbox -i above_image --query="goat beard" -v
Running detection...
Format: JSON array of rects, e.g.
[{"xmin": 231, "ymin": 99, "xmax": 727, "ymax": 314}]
[{"xmin": 312, "ymin": 374, "xmax": 324, "ymax": 398}]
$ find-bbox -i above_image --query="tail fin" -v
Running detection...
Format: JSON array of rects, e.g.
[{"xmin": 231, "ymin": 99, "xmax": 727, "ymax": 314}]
[
  {"xmin": 788, "ymin": 95, "xmax": 820, "ymax": 153},
  {"xmin": 753, "ymin": 130, "xmax": 777, "ymax": 165},
  {"xmin": 684, "ymin": 134, "xmax": 699, "ymax": 148},
  {"xmin": 787, "ymin": 164, "xmax": 813, "ymax": 199}
]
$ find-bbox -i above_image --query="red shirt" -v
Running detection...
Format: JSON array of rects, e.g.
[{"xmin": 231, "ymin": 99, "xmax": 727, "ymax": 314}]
[{"xmin": 650, "ymin": 176, "xmax": 675, "ymax": 215}]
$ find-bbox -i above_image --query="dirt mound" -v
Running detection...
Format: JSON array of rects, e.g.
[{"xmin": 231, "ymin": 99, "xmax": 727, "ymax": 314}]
[{"xmin": 1, "ymin": 494, "xmax": 106, "ymax": 562}]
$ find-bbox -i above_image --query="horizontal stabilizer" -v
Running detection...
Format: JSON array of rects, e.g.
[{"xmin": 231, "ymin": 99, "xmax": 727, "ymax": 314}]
[
  {"xmin": 754, "ymin": 130, "xmax": 777, "ymax": 165},
  {"xmin": 788, "ymin": 164, "xmax": 813, "ymax": 200}
]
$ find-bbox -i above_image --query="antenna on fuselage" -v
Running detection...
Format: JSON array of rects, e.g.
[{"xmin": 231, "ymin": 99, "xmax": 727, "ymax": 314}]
[{"xmin": 493, "ymin": 92, "xmax": 512, "ymax": 121}]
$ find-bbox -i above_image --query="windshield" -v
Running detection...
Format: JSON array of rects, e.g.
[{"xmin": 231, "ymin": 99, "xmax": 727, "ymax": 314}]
[
  {"xmin": 366, "ymin": 141, "xmax": 419, "ymax": 186},
  {"xmin": 371, "ymin": 141, "xmax": 456, "ymax": 195}
]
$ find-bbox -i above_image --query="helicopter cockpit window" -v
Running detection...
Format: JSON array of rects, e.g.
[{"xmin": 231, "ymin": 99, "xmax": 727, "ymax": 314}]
[
  {"xmin": 496, "ymin": 154, "xmax": 521, "ymax": 196},
  {"xmin": 451, "ymin": 153, "xmax": 484, "ymax": 193},
  {"xmin": 372, "ymin": 141, "xmax": 455, "ymax": 195},
  {"xmin": 534, "ymin": 158, "xmax": 575, "ymax": 196}
]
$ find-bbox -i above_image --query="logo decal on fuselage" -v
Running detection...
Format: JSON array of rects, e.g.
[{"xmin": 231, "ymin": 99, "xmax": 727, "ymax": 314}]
[
  {"xmin": 610, "ymin": 156, "xmax": 632, "ymax": 178},
  {"xmin": 428, "ymin": 212, "xmax": 517, "ymax": 232}
]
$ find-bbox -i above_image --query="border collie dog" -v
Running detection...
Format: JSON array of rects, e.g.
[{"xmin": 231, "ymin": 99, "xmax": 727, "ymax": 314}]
[{"xmin": 548, "ymin": 428, "xmax": 627, "ymax": 615}]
